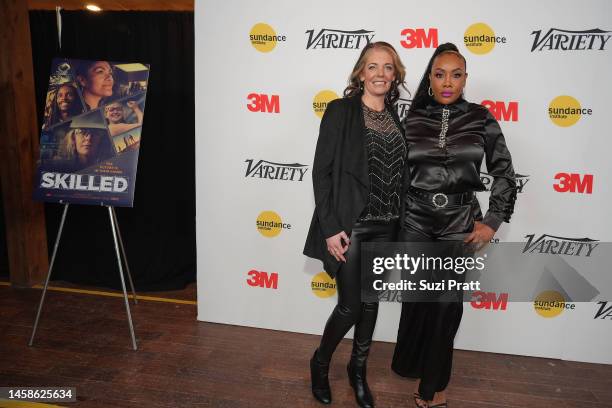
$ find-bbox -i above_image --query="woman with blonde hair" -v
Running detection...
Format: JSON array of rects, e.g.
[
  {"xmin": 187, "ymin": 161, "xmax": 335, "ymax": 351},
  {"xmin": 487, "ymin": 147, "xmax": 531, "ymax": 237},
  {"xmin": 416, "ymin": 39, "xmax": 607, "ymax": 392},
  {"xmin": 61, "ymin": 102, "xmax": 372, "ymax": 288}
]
[
  {"xmin": 304, "ymin": 41, "xmax": 407, "ymax": 408},
  {"xmin": 57, "ymin": 113, "xmax": 114, "ymax": 171}
]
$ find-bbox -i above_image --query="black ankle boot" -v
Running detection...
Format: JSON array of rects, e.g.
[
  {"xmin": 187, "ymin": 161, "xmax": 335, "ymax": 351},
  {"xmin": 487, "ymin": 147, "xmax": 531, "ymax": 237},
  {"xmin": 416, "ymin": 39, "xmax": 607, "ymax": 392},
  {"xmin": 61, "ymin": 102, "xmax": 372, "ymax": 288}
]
[
  {"xmin": 347, "ymin": 360, "xmax": 374, "ymax": 408},
  {"xmin": 310, "ymin": 350, "xmax": 331, "ymax": 404}
]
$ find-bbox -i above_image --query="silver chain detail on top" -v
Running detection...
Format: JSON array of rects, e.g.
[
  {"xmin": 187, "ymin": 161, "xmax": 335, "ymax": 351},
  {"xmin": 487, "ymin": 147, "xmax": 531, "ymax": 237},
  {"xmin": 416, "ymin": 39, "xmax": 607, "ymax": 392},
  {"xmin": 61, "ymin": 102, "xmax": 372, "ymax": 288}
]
[
  {"xmin": 360, "ymin": 103, "xmax": 406, "ymax": 222},
  {"xmin": 437, "ymin": 107, "xmax": 450, "ymax": 148}
]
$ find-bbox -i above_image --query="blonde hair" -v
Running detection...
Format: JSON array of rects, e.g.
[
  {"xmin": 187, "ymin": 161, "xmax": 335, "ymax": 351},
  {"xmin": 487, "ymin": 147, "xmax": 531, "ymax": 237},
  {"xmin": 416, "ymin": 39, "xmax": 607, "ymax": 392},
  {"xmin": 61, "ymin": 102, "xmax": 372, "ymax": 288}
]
[
  {"xmin": 343, "ymin": 41, "xmax": 407, "ymax": 105},
  {"xmin": 58, "ymin": 128, "xmax": 107, "ymax": 163},
  {"xmin": 58, "ymin": 129, "xmax": 80, "ymax": 161}
]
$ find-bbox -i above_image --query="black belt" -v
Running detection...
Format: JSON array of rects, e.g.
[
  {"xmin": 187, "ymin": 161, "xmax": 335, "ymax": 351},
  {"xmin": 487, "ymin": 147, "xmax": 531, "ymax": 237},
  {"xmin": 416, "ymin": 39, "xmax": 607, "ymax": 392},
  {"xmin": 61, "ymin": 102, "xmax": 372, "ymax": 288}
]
[{"xmin": 407, "ymin": 187, "xmax": 474, "ymax": 208}]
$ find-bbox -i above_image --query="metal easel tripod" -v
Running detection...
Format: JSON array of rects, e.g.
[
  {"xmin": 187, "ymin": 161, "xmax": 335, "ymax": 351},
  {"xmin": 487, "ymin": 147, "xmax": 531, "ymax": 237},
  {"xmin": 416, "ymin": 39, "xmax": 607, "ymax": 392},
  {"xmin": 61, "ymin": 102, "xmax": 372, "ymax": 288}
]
[{"xmin": 28, "ymin": 203, "xmax": 139, "ymax": 350}]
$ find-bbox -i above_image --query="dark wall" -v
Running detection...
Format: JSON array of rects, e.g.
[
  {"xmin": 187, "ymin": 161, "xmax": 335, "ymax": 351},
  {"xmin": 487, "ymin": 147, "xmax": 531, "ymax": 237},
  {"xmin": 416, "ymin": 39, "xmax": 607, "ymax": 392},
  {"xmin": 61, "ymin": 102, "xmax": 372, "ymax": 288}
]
[
  {"xmin": 0, "ymin": 181, "xmax": 8, "ymax": 279},
  {"xmin": 28, "ymin": 11, "xmax": 196, "ymax": 290}
]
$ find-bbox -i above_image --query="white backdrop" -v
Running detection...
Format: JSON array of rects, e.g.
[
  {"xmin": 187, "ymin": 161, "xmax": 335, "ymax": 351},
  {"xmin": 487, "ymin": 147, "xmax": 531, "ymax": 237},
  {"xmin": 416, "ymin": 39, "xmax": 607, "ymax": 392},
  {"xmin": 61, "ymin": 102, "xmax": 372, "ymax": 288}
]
[{"xmin": 195, "ymin": 0, "xmax": 612, "ymax": 364}]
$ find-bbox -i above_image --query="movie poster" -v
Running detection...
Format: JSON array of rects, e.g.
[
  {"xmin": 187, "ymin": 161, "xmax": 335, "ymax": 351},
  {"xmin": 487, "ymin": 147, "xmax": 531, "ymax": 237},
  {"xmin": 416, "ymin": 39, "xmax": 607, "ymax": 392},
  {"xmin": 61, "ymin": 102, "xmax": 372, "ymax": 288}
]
[{"xmin": 33, "ymin": 58, "xmax": 150, "ymax": 207}]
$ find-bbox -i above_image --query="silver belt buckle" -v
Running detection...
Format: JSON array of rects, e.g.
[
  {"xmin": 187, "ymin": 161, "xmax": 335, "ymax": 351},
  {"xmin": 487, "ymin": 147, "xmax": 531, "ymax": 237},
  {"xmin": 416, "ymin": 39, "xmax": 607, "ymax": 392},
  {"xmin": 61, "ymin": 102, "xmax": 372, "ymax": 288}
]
[{"xmin": 432, "ymin": 193, "xmax": 448, "ymax": 208}]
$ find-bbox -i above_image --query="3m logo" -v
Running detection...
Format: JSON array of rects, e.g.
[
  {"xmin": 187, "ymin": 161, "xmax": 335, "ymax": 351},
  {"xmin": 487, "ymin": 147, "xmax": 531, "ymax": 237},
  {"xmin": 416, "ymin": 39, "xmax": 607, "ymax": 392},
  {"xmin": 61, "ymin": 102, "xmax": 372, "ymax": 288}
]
[
  {"xmin": 246, "ymin": 270, "xmax": 278, "ymax": 289},
  {"xmin": 553, "ymin": 173, "xmax": 593, "ymax": 194},
  {"xmin": 247, "ymin": 93, "xmax": 280, "ymax": 113},
  {"xmin": 470, "ymin": 291, "xmax": 508, "ymax": 311},
  {"xmin": 400, "ymin": 28, "xmax": 438, "ymax": 49},
  {"xmin": 481, "ymin": 100, "xmax": 518, "ymax": 122}
]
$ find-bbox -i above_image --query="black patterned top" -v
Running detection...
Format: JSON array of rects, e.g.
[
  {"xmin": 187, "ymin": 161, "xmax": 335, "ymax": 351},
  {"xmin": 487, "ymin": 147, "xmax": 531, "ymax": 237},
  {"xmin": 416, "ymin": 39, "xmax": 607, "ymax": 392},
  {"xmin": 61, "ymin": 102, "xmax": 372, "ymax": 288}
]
[{"xmin": 359, "ymin": 103, "xmax": 406, "ymax": 222}]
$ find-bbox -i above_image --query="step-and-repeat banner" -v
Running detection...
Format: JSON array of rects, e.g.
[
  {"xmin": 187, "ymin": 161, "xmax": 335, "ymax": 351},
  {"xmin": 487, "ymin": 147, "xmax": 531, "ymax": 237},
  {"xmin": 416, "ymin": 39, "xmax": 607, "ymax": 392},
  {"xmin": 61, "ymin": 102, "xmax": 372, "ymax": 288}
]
[{"xmin": 195, "ymin": 0, "xmax": 612, "ymax": 364}]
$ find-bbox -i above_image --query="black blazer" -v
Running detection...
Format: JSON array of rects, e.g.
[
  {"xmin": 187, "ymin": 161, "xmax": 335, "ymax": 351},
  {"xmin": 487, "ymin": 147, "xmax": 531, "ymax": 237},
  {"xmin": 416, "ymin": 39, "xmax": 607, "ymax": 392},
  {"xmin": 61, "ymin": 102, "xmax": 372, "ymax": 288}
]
[{"xmin": 303, "ymin": 94, "xmax": 403, "ymax": 278}]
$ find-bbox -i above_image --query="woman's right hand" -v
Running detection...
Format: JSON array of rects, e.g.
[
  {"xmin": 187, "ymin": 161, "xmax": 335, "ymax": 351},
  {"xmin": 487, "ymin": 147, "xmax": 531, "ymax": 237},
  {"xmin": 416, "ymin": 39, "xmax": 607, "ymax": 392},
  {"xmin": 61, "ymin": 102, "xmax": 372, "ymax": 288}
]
[{"xmin": 326, "ymin": 231, "xmax": 350, "ymax": 262}]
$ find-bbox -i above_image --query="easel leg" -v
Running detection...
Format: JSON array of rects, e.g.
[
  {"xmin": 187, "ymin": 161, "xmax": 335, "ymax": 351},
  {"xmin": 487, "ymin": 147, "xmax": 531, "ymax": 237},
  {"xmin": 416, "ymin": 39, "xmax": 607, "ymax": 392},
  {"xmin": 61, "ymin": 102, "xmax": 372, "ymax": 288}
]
[
  {"xmin": 108, "ymin": 206, "xmax": 138, "ymax": 350},
  {"xmin": 29, "ymin": 203, "xmax": 70, "ymax": 346},
  {"xmin": 110, "ymin": 207, "xmax": 137, "ymax": 305}
]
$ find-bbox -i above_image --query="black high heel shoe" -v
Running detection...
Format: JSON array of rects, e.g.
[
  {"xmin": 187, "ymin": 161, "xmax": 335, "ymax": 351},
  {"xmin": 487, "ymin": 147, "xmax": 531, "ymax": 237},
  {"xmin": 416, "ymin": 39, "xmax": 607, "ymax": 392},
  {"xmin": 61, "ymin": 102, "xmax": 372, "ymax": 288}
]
[
  {"xmin": 310, "ymin": 350, "xmax": 332, "ymax": 404},
  {"xmin": 347, "ymin": 360, "xmax": 374, "ymax": 408}
]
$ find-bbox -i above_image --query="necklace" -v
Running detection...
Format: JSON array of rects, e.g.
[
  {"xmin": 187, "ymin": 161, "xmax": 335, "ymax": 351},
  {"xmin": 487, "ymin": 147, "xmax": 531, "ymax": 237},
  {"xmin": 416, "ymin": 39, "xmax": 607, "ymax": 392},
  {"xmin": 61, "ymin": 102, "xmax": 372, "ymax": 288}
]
[{"xmin": 362, "ymin": 102, "xmax": 387, "ymax": 120}]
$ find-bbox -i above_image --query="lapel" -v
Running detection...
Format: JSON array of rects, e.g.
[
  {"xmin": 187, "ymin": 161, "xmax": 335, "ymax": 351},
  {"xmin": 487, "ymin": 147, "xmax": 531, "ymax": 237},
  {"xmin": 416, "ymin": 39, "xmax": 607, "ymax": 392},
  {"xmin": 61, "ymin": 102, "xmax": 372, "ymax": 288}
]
[{"xmin": 345, "ymin": 95, "xmax": 369, "ymax": 190}]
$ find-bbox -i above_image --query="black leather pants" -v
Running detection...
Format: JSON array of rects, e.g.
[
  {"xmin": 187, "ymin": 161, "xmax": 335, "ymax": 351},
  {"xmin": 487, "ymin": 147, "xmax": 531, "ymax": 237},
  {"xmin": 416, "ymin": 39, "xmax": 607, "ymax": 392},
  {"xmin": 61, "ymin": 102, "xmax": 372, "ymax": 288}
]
[
  {"xmin": 317, "ymin": 220, "xmax": 397, "ymax": 364},
  {"xmin": 392, "ymin": 194, "xmax": 474, "ymax": 401}
]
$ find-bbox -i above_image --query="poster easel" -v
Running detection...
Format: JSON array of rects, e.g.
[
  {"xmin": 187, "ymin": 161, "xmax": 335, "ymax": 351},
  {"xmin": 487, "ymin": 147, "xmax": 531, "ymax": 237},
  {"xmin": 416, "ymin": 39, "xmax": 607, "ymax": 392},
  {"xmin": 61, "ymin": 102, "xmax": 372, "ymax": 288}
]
[{"xmin": 28, "ymin": 203, "xmax": 139, "ymax": 350}]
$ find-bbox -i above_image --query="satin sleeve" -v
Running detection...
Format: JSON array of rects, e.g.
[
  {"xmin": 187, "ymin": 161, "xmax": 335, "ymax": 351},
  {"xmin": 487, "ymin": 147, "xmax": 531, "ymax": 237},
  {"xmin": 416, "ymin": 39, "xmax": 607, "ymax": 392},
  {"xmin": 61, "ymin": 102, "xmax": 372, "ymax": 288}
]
[
  {"xmin": 471, "ymin": 196, "xmax": 483, "ymax": 223},
  {"xmin": 312, "ymin": 100, "xmax": 343, "ymax": 238},
  {"xmin": 481, "ymin": 110, "xmax": 517, "ymax": 231}
]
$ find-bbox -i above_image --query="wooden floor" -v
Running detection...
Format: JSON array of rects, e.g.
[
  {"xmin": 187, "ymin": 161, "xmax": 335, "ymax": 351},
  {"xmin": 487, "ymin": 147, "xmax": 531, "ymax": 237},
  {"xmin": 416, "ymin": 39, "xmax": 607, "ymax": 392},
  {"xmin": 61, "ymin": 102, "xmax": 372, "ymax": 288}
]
[{"xmin": 1, "ymin": 283, "xmax": 611, "ymax": 408}]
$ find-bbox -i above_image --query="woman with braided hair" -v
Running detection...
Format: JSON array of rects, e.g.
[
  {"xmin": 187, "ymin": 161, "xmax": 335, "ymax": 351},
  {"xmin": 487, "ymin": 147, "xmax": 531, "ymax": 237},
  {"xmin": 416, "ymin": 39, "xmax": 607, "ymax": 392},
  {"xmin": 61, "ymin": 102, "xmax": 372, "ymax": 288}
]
[{"xmin": 392, "ymin": 43, "xmax": 517, "ymax": 408}]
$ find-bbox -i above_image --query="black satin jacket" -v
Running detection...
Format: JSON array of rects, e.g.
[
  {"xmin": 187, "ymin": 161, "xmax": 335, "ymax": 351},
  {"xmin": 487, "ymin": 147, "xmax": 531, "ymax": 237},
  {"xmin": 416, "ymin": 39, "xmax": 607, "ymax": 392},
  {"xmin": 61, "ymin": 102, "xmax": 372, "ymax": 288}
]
[{"xmin": 402, "ymin": 99, "xmax": 517, "ymax": 232}]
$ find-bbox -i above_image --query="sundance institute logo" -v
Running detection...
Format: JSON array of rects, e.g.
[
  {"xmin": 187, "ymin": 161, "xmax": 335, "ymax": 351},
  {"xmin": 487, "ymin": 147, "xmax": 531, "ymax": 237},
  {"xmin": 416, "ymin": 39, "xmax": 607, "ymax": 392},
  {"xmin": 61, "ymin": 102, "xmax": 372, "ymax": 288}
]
[
  {"xmin": 464, "ymin": 23, "xmax": 507, "ymax": 55},
  {"xmin": 249, "ymin": 23, "xmax": 286, "ymax": 53},
  {"xmin": 533, "ymin": 290, "xmax": 574, "ymax": 318},
  {"xmin": 311, "ymin": 272, "xmax": 337, "ymax": 298},
  {"xmin": 256, "ymin": 211, "xmax": 291, "ymax": 238},
  {"xmin": 548, "ymin": 95, "xmax": 592, "ymax": 127},
  {"xmin": 313, "ymin": 90, "xmax": 339, "ymax": 118}
]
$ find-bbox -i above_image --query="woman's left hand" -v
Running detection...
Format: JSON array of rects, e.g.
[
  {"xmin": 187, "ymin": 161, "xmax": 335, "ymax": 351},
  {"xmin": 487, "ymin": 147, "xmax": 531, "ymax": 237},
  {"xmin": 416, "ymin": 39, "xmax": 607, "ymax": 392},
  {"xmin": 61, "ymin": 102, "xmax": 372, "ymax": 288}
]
[{"xmin": 464, "ymin": 221, "xmax": 495, "ymax": 250}]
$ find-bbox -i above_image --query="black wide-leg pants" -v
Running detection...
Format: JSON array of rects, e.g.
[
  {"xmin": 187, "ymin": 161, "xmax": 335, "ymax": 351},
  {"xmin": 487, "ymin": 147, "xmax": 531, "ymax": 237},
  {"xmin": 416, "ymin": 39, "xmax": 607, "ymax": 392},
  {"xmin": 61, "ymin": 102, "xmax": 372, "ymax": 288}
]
[
  {"xmin": 317, "ymin": 220, "xmax": 397, "ymax": 364},
  {"xmin": 392, "ymin": 198, "xmax": 473, "ymax": 401}
]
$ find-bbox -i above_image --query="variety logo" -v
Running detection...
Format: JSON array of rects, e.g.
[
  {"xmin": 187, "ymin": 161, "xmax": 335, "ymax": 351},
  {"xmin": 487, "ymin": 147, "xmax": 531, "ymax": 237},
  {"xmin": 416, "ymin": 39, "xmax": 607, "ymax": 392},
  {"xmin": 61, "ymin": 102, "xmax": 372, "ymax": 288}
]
[
  {"xmin": 523, "ymin": 234, "xmax": 599, "ymax": 257},
  {"xmin": 464, "ymin": 23, "xmax": 507, "ymax": 55},
  {"xmin": 249, "ymin": 23, "xmax": 286, "ymax": 53},
  {"xmin": 247, "ymin": 93, "xmax": 280, "ymax": 113},
  {"xmin": 480, "ymin": 172, "xmax": 529, "ymax": 193},
  {"xmin": 594, "ymin": 301, "xmax": 612, "ymax": 320},
  {"xmin": 533, "ymin": 290, "xmax": 574, "ymax": 318},
  {"xmin": 378, "ymin": 290, "xmax": 403, "ymax": 302},
  {"xmin": 481, "ymin": 100, "xmax": 518, "ymax": 122},
  {"xmin": 305, "ymin": 28, "xmax": 374, "ymax": 49},
  {"xmin": 471, "ymin": 291, "xmax": 508, "ymax": 311},
  {"xmin": 256, "ymin": 211, "xmax": 291, "ymax": 238},
  {"xmin": 397, "ymin": 97, "xmax": 412, "ymax": 120},
  {"xmin": 245, "ymin": 159, "xmax": 308, "ymax": 182},
  {"xmin": 553, "ymin": 173, "xmax": 593, "ymax": 194},
  {"xmin": 313, "ymin": 90, "xmax": 339, "ymax": 118},
  {"xmin": 311, "ymin": 272, "xmax": 337, "ymax": 298},
  {"xmin": 531, "ymin": 28, "xmax": 611, "ymax": 52},
  {"xmin": 400, "ymin": 28, "xmax": 438, "ymax": 49},
  {"xmin": 247, "ymin": 270, "xmax": 278, "ymax": 289},
  {"xmin": 548, "ymin": 95, "xmax": 592, "ymax": 127}
]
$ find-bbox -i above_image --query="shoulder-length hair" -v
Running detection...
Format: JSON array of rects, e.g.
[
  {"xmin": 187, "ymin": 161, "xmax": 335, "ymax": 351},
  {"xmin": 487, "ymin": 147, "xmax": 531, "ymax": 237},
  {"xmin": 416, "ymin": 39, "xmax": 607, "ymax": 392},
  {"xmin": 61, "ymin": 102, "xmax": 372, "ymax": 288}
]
[
  {"xmin": 58, "ymin": 128, "xmax": 112, "ymax": 164},
  {"xmin": 343, "ymin": 41, "xmax": 407, "ymax": 105}
]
